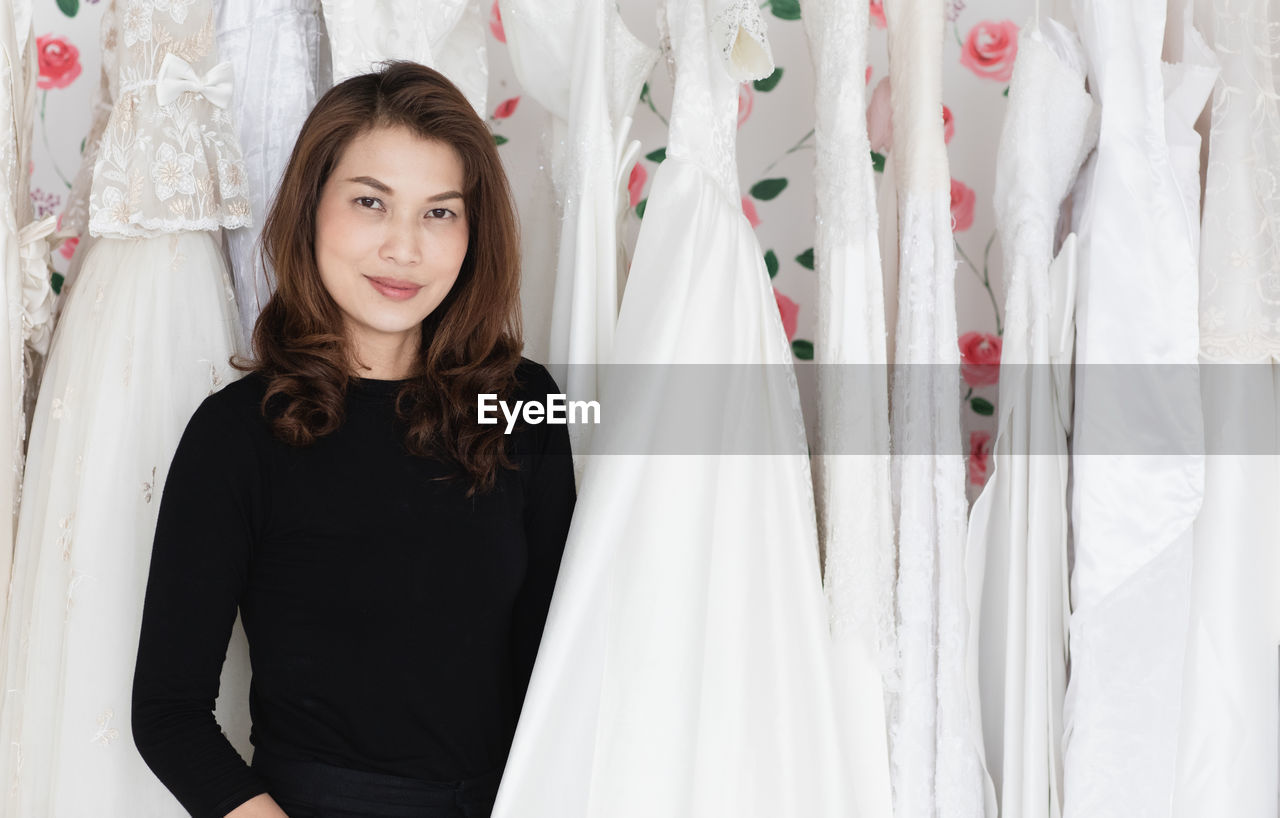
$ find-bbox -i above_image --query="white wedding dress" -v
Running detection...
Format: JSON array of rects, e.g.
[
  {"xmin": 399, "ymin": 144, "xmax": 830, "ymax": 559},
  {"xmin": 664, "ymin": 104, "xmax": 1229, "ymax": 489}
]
[
  {"xmin": 498, "ymin": 0, "xmax": 656, "ymax": 471},
  {"xmin": 0, "ymin": 0, "xmax": 56, "ymax": 611},
  {"xmin": 320, "ymin": 0, "xmax": 488, "ymax": 115},
  {"xmin": 491, "ymin": 1, "xmax": 854, "ymax": 815},
  {"xmin": 1174, "ymin": 0, "xmax": 1280, "ymax": 813},
  {"xmin": 217, "ymin": 0, "xmax": 329, "ymax": 344},
  {"xmin": 1062, "ymin": 0, "xmax": 1215, "ymax": 815},
  {"xmin": 0, "ymin": 1, "xmax": 252, "ymax": 813},
  {"xmin": 966, "ymin": 19, "xmax": 1095, "ymax": 818},
  {"xmin": 882, "ymin": 0, "xmax": 993, "ymax": 815},
  {"xmin": 799, "ymin": 0, "xmax": 894, "ymax": 814}
]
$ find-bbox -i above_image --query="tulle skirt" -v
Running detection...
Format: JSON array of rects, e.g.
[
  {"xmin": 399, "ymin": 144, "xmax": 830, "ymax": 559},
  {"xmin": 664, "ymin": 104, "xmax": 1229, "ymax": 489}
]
[{"xmin": 0, "ymin": 232, "xmax": 252, "ymax": 816}]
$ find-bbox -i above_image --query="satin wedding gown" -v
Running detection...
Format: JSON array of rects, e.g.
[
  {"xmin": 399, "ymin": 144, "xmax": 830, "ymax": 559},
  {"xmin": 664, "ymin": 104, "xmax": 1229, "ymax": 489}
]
[
  {"xmin": 966, "ymin": 19, "xmax": 1096, "ymax": 818},
  {"xmin": 799, "ymin": 0, "xmax": 894, "ymax": 814},
  {"xmin": 498, "ymin": 0, "xmax": 656, "ymax": 471},
  {"xmin": 492, "ymin": 0, "xmax": 855, "ymax": 815},
  {"xmin": 1062, "ymin": 0, "xmax": 1215, "ymax": 814},
  {"xmin": 0, "ymin": 1, "xmax": 252, "ymax": 812}
]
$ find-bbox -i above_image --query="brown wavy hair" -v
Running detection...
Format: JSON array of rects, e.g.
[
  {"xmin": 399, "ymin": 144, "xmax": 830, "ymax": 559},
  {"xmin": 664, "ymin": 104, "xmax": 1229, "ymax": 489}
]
[{"xmin": 243, "ymin": 61, "xmax": 523, "ymax": 495}]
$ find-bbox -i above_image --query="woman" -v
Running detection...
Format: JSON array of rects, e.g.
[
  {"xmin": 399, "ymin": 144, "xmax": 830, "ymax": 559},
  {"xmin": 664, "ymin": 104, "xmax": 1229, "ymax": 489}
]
[{"xmin": 131, "ymin": 62, "xmax": 575, "ymax": 818}]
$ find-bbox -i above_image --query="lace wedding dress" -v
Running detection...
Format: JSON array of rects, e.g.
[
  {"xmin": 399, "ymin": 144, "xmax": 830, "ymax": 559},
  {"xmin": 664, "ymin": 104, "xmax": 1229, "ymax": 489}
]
[
  {"xmin": 0, "ymin": 0, "xmax": 252, "ymax": 812},
  {"xmin": 217, "ymin": 0, "xmax": 329, "ymax": 343},
  {"xmin": 882, "ymin": 0, "xmax": 993, "ymax": 815},
  {"xmin": 1062, "ymin": 0, "xmax": 1215, "ymax": 814},
  {"xmin": 966, "ymin": 19, "xmax": 1096, "ymax": 818},
  {"xmin": 1174, "ymin": 0, "xmax": 1280, "ymax": 813},
  {"xmin": 498, "ymin": 0, "xmax": 656, "ymax": 471},
  {"xmin": 491, "ymin": 1, "xmax": 855, "ymax": 815},
  {"xmin": 0, "ymin": 0, "xmax": 56, "ymax": 611},
  {"xmin": 799, "ymin": 0, "xmax": 894, "ymax": 814}
]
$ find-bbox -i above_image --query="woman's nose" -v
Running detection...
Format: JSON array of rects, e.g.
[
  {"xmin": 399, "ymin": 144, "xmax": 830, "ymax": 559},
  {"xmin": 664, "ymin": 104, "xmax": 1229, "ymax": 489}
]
[{"xmin": 379, "ymin": 217, "xmax": 422, "ymax": 266}]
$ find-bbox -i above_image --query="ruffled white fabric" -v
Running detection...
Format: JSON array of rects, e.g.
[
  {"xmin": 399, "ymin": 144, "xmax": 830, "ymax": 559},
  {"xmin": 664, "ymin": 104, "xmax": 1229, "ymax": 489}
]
[
  {"xmin": 499, "ymin": 0, "xmax": 656, "ymax": 474},
  {"xmin": 966, "ymin": 20, "xmax": 1095, "ymax": 818},
  {"xmin": 0, "ymin": 234, "xmax": 251, "ymax": 816},
  {"xmin": 87, "ymin": 0, "xmax": 253, "ymax": 238},
  {"xmin": 799, "ymin": 0, "xmax": 894, "ymax": 815},
  {"xmin": 1062, "ymin": 0, "xmax": 1214, "ymax": 815},
  {"xmin": 320, "ymin": 0, "xmax": 488, "ymax": 116},
  {"xmin": 492, "ymin": 1, "xmax": 856, "ymax": 815},
  {"xmin": 217, "ymin": 0, "xmax": 328, "ymax": 344}
]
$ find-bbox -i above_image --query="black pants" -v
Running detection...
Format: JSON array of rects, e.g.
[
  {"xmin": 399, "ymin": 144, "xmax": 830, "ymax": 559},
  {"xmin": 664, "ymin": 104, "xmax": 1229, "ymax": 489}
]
[{"xmin": 251, "ymin": 747, "xmax": 501, "ymax": 818}]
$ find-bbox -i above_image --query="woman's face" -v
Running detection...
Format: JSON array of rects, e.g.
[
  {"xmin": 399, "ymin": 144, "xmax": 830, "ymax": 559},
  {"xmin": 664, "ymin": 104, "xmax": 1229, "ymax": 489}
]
[{"xmin": 314, "ymin": 126, "xmax": 469, "ymax": 362}]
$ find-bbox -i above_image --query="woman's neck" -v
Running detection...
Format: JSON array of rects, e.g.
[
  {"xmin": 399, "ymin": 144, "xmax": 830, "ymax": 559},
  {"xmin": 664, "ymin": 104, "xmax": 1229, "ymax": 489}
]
[{"xmin": 349, "ymin": 328, "xmax": 421, "ymax": 380}]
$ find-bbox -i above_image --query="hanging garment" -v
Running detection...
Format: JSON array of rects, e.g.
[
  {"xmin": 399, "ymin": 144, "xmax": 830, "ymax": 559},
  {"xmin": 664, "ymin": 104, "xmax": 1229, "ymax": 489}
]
[
  {"xmin": 0, "ymin": 0, "xmax": 253, "ymax": 813},
  {"xmin": 966, "ymin": 20, "xmax": 1096, "ymax": 818},
  {"xmin": 0, "ymin": 0, "xmax": 56, "ymax": 612},
  {"xmin": 799, "ymin": 0, "xmax": 894, "ymax": 815},
  {"xmin": 1062, "ymin": 0, "xmax": 1215, "ymax": 815},
  {"xmin": 319, "ymin": 0, "xmax": 488, "ymax": 115},
  {"xmin": 882, "ymin": 0, "xmax": 993, "ymax": 816},
  {"xmin": 217, "ymin": 0, "xmax": 329, "ymax": 345},
  {"xmin": 1174, "ymin": 0, "xmax": 1280, "ymax": 813},
  {"xmin": 498, "ymin": 0, "xmax": 656, "ymax": 471},
  {"xmin": 490, "ymin": 0, "xmax": 855, "ymax": 815}
]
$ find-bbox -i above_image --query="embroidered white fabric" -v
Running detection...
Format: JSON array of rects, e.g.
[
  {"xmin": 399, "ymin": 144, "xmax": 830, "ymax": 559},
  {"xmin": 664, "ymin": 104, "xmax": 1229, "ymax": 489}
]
[
  {"xmin": 882, "ymin": 1, "xmax": 994, "ymax": 816},
  {"xmin": 800, "ymin": 0, "xmax": 895, "ymax": 814},
  {"xmin": 87, "ymin": 0, "xmax": 252, "ymax": 238}
]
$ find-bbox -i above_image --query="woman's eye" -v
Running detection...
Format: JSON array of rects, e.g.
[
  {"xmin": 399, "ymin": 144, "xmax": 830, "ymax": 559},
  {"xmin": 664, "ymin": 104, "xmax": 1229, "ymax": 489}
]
[
  {"xmin": 427, "ymin": 208, "xmax": 455, "ymax": 219},
  {"xmin": 355, "ymin": 196, "xmax": 384, "ymax": 210}
]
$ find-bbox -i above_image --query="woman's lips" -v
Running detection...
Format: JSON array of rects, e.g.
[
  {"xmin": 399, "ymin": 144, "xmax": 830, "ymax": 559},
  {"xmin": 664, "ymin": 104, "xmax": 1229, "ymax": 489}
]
[{"xmin": 365, "ymin": 275, "xmax": 423, "ymax": 301}]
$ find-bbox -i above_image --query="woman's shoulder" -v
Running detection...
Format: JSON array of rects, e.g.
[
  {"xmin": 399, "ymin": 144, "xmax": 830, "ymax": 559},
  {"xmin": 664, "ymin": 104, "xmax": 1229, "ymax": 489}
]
[
  {"xmin": 512, "ymin": 356, "xmax": 563, "ymax": 402},
  {"xmin": 185, "ymin": 371, "xmax": 272, "ymax": 442}
]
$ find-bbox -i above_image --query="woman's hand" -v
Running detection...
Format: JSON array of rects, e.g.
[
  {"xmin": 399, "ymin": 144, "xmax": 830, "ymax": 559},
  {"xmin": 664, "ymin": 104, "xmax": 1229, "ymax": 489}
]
[{"xmin": 225, "ymin": 793, "xmax": 290, "ymax": 817}]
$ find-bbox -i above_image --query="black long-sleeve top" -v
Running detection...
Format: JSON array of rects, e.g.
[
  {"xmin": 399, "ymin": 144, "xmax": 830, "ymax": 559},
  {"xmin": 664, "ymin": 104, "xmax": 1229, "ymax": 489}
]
[{"xmin": 132, "ymin": 360, "xmax": 574, "ymax": 818}]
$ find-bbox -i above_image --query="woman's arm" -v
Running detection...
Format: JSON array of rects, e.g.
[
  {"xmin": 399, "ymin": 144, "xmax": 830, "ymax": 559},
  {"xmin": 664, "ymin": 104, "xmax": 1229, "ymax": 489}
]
[
  {"xmin": 132, "ymin": 393, "xmax": 271, "ymax": 817},
  {"xmin": 510, "ymin": 364, "xmax": 576, "ymax": 709}
]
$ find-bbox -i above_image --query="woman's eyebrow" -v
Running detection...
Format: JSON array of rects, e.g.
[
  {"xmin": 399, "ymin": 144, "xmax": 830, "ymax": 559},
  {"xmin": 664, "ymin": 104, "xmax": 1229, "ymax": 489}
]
[{"xmin": 345, "ymin": 176, "xmax": 462, "ymax": 203}]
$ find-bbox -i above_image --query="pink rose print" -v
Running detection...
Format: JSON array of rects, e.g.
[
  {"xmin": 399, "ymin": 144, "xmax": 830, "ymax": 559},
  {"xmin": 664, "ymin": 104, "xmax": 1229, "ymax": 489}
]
[
  {"xmin": 869, "ymin": 0, "xmax": 886, "ymax": 29},
  {"xmin": 36, "ymin": 35, "xmax": 82, "ymax": 90},
  {"xmin": 489, "ymin": 1, "xmax": 506, "ymax": 43},
  {"xmin": 950, "ymin": 178, "xmax": 975, "ymax": 232},
  {"xmin": 960, "ymin": 20, "xmax": 1019, "ymax": 82},
  {"xmin": 943, "ymin": 105, "xmax": 954, "ymax": 144},
  {"xmin": 958, "ymin": 331, "xmax": 1001, "ymax": 386},
  {"xmin": 866, "ymin": 77, "xmax": 893, "ymax": 154},
  {"xmin": 627, "ymin": 162, "xmax": 647, "ymax": 208},
  {"xmin": 741, "ymin": 196, "xmax": 760, "ymax": 229},
  {"xmin": 738, "ymin": 83, "xmax": 753, "ymax": 128},
  {"xmin": 774, "ymin": 288, "xmax": 799, "ymax": 341},
  {"xmin": 968, "ymin": 430, "xmax": 992, "ymax": 486},
  {"xmin": 59, "ymin": 236, "xmax": 79, "ymax": 260},
  {"xmin": 492, "ymin": 96, "xmax": 519, "ymax": 119}
]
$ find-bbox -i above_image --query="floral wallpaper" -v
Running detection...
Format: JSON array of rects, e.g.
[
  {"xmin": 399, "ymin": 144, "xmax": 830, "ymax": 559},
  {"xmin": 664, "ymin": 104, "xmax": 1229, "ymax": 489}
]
[{"xmin": 29, "ymin": 0, "xmax": 1031, "ymax": 490}]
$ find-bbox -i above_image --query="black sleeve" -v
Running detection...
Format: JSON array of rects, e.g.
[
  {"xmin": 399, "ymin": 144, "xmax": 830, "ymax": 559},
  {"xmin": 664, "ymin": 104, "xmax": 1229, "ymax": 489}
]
[
  {"xmin": 510, "ymin": 364, "xmax": 576, "ymax": 712},
  {"xmin": 131, "ymin": 394, "xmax": 269, "ymax": 818}
]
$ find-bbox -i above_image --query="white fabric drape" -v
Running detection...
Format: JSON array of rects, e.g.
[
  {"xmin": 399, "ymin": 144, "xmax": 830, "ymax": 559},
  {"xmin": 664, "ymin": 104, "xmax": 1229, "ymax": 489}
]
[
  {"xmin": 799, "ymin": 0, "xmax": 894, "ymax": 815},
  {"xmin": 1061, "ymin": 0, "xmax": 1214, "ymax": 815},
  {"xmin": 1174, "ymin": 0, "xmax": 1280, "ymax": 813},
  {"xmin": 966, "ymin": 20, "xmax": 1096, "ymax": 818},
  {"xmin": 492, "ymin": 1, "xmax": 855, "ymax": 815},
  {"xmin": 882, "ymin": 0, "xmax": 993, "ymax": 815},
  {"xmin": 217, "ymin": 0, "xmax": 329, "ymax": 345},
  {"xmin": 320, "ymin": 0, "xmax": 488, "ymax": 115},
  {"xmin": 498, "ymin": 0, "xmax": 656, "ymax": 473}
]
